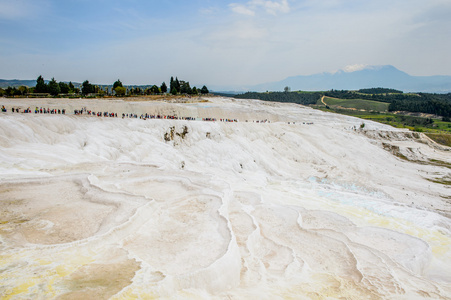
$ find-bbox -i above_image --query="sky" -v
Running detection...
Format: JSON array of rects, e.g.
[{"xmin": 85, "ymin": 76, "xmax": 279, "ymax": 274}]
[{"xmin": 1, "ymin": 0, "xmax": 450, "ymax": 87}]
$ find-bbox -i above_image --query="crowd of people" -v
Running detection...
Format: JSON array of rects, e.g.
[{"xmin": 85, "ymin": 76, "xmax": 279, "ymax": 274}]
[
  {"xmin": 2, "ymin": 106, "xmax": 66, "ymax": 114},
  {"xmin": 71, "ymin": 107, "xmax": 238, "ymax": 122},
  {"xmin": 74, "ymin": 109, "xmax": 117, "ymax": 118},
  {"xmin": 1, "ymin": 105, "xmax": 308, "ymax": 125},
  {"xmin": 1, "ymin": 105, "xmax": 240, "ymax": 123}
]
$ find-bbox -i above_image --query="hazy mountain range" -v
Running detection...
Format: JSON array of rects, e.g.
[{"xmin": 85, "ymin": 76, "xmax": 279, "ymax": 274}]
[
  {"xmin": 0, "ymin": 80, "xmax": 150, "ymax": 90},
  {"xmin": 0, "ymin": 79, "xmax": 44, "ymax": 88},
  {"xmin": 2, "ymin": 65, "xmax": 451, "ymax": 93},
  {"xmin": 212, "ymin": 65, "xmax": 451, "ymax": 93}
]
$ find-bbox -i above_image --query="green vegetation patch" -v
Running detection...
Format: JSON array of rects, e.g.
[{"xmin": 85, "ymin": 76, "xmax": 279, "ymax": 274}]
[
  {"xmin": 425, "ymin": 133, "xmax": 451, "ymax": 147},
  {"xmin": 235, "ymin": 91, "xmax": 322, "ymax": 105},
  {"xmin": 322, "ymin": 97, "xmax": 390, "ymax": 112},
  {"xmin": 321, "ymin": 107, "xmax": 451, "ymax": 147},
  {"xmin": 428, "ymin": 159, "xmax": 451, "ymax": 169},
  {"xmin": 426, "ymin": 176, "xmax": 451, "ymax": 186},
  {"xmin": 382, "ymin": 143, "xmax": 409, "ymax": 161},
  {"xmin": 358, "ymin": 88, "xmax": 404, "ymax": 94}
]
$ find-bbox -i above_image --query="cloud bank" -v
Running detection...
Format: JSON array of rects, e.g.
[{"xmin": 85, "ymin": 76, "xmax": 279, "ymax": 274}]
[
  {"xmin": 230, "ymin": 0, "xmax": 290, "ymax": 16},
  {"xmin": 0, "ymin": 0, "xmax": 450, "ymax": 86}
]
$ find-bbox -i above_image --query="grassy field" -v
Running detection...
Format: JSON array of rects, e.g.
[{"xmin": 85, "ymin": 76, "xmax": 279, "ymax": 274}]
[
  {"xmin": 313, "ymin": 95, "xmax": 451, "ymax": 147},
  {"xmin": 338, "ymin": 111, "xmax": 450, "ymax": 132},
  {"xmin": 424, "ymin": 133, "xmax": 451, "ymax": 147},
  {"xmin": 315, "ymin": 107, "xmax": 451, "ymax": 147},
  {"xmin": 320, "ymin": 97, "xmax": 390, "ymax": 112}
]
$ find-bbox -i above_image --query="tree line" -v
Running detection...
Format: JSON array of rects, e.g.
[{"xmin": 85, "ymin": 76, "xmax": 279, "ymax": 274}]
[
  {"xmin": 324, "ymin": 89, "xmax": 451, "ymax": 117},
  {"xmin": 168, "ymin": 77, "xmax": 209, "ymax": 95},
  {"xmin": 357, "ymin": 87, "xmax": 404, "ymax": 94},
  {"xmin": 0, "ymin": 76, "xmax": 209, "ymax": 97},
  {"xmin": 234, "ymin": 91, "xmax": 322, "ymax": 105},
  {"xmin": 388, "ymin": 95, "xmax": 451, "ymax": 118}
]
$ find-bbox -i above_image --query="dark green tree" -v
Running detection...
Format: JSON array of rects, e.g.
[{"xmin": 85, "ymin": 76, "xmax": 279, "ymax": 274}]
[
  {"xmin": 82, "ymin": 80, "xmax": 95, "ymax": 95},
  {"xmin": 171, "ymin": 87, "xmax": 177, "ymax": 95},
  {"xmin": 175, "ymin": 77, "xmax": 181, "ymax": 93},
  {"xmin": 181, "ymin": 81, "xmax": 191, "ymax": 94},
  {"xmin": 6, "ymin": 87, "xmax": 15, "ymax": 96},
  {"xmin": 6, "ymin": 87, "xmax": 21, "ymax": 96},
  {"xmin": 134, "ymin": 87, "xmax": 143, "ymax": 95},
  {"xmin": 192, "ymin": 87, "xmax": 198, "ymax": 95},
  {"xmin": 35, "ymin": 75, "xmax": 47, "ymax": 93},
  {"xmin": 68, "ymin": 82, "xmax": 75, "ymax": 93},
  {"xmin": 201, "ymin": 85, "xmax": 209, "ymax": 94},
  {"xmin": 150, "ymin": 85, "xmax": 160, "ymax": 94},
  {"xmin": 48, "ymin": 78, "xmax": 60, "ymax": 96},
  {"xmin": 113, "ymin": 79, "xmax": 123, "ymax": 90},
  {"xmin": 58, "ymin": 82, "xmax": 70, "ymax": 94},
  {"xmin": 170, "ymin": 77, "xmax": 174, "ymax": 93},
  {"xmin": 18, "ymin": 86, "xmax": 28, "ymax": 96},
  {"xmin": 114, "ymin": 86, "xmax": 126, "ymax": 96},
  {"xmin": 161, "ymin": 82, "xmax": 167, "ymax": 93}
]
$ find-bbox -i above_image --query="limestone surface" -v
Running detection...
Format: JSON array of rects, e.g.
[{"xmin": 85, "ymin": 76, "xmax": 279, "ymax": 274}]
[{"xmin": 0, "ymin": 97, "xmax": 450, "ymax": 299}]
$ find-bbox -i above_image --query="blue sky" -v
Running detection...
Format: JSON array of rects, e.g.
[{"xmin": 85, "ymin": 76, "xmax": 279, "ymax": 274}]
[{"xmin": 1, "ymin": 0, "xmax": 450, "ymax": 87}]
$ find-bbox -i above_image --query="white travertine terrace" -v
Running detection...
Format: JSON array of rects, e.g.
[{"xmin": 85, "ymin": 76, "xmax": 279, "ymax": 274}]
[{"xmin": 0, "ymin": 97, "xmax": 450, "ymax": 299}]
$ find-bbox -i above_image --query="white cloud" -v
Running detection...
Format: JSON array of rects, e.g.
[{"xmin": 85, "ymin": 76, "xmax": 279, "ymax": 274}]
[
  {"xmin": 257, "ymin": 0, "xmax": 290, "ymax": 15},
  {"xmin": 229, "ymin": 0, "xmax": 290, "ymax": 16},
  {"xmin": 343, "ymin": 64, "xmax": 369, "ymax": 73},
  {"xmin": 199, "ymin": 6, "xmax": 220, "ymax": 15},
  {"xmin": 230, "ymin": 3, "xmax": 256, "ymax": 16}
]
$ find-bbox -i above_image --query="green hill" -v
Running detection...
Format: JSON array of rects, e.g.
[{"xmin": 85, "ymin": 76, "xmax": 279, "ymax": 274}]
[{"xmin": 320, "ymin": 97, "xmax": 390, "ymax": 112}]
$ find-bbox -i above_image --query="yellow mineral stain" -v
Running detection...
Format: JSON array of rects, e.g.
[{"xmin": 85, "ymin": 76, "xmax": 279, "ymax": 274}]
[
  {"xmin": 53, "ymin": 254, "xmax": 95, "ymax": 276},
  {"xmin": 0, "ymin": 255, "xmax": 11, "ymax": 268},
  {"xmin": 38, "ymin": 258, "xmax": 53, "ymax": 265},
  {"xmin": 30, "ymin": 254, "xmax": 96, "ymax": 298},
  {"xmin": 177, "ymin": 290, "xmax": 207, "ymax": 299},
  {"xmin": 319, "ymin": 200, "xmax": 451, "ymax": 263},
  {"xmin": 2, "ymin": 278, "xmax": 37, "ymax": 300},
  {"xmin": 112, "ymin": 289, "xmax": 159, "ymax": 300},
  {"xmin": 55, "ymin": 264, "xmax": 71, "ymax": 277},
  {"xmin": 429, "ymin": 232, "xmax": 451, "ymax": 256},
  {"xmin": 281, "ymin": 273, "xmax": 375, "ymax": 300}
]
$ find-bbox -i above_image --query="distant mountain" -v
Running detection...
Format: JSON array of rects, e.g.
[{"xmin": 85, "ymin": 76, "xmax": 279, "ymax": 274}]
[
  {"xmin": 0, "ymin": 79, "xmax": 155, "ymax": 90},
  {"xmin": 0, "ymin": 79, "xmax": 46, "ymax": 88},
  {"xmin": 212, "ymin": 65, "xmax": 451, "ymax": 93},
  {"xmin": 4, "ymin": 65, "xmax": 451, "ymax": 93}
]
